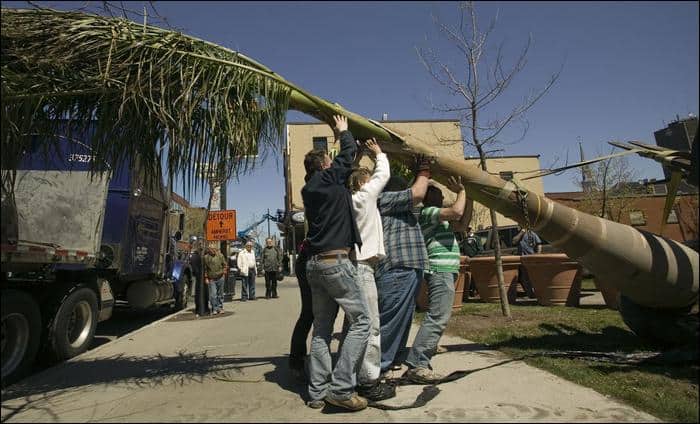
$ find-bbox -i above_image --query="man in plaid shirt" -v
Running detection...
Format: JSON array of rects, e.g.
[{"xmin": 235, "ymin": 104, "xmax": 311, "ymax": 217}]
[{"xmin": 374, "ymin": 156, "xmax": 431, "ymax": 374}]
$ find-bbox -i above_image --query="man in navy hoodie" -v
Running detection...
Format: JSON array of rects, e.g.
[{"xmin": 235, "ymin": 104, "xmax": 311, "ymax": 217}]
[{"xmin": 301, "ymin": 115, "xmax": 369, "ymax": 412}]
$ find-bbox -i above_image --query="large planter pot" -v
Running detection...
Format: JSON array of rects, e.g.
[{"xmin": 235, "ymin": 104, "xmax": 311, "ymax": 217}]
[
  {"xmin": 469, "ymin": 256, "xmax": 521, "ymax": 303},
  {"xmin": 593, "ymin": 277, "xmax": 620, "ymax": 310},
  {"xmin": 416, "ymin": 256, "xmax": 470, "ymax": 311},
  {"xmin": 521, "ymin": 254, "xmax": 582, "ymax": 307}
]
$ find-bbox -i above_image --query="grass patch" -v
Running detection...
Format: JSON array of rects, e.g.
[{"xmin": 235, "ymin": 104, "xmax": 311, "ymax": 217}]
[
  {"xmin": 580, "ymin": 277, "xmax": 596, "ymax": 291},
  {"xmin": 431, "ymin": 302, "xmax": 698, "ymax": 422}
]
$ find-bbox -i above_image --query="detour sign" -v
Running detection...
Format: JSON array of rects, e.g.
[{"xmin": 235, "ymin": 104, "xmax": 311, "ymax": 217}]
[{"xmin": 206, "ymin": 209, "xmax": 237, "ymax": 241}]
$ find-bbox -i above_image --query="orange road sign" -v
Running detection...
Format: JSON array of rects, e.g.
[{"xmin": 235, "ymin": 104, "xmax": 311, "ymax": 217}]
[{"xmin": 206, "ymin": 209, "xmax": 237, "ymax": 241}]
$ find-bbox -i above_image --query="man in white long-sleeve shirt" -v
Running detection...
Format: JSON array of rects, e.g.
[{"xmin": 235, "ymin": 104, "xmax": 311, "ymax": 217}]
[
  {"xmin": 346, "ymin": 138, "xmax": 395, "ymax": 401},
  {"xmin": 237, "ymin": 241, "xmax": 258, "ymax": 301}
]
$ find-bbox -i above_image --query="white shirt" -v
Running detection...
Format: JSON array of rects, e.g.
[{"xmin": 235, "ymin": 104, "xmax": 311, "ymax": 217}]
[
  {"xmin": 352, "ymin": 153, "xmax": 390, "ymax": 261},
  {"xmin": 236, "ymin": 249, "xmax": 257, "ymax": 274}
]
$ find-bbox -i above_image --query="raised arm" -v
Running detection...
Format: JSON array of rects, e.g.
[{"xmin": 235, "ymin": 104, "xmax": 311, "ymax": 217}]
[
  {"xmin": 439, "ymin": 176, "xmax": 466, "ymax": 221},
  {"xmin": 330, "ymin": 115, "xmax": 357, "ymax": 169},
  {"xmin": 359, "ymin": 138, "xmax": 390, "ymax": 198},
  {"xmin": 512, "ymin": 229, "xmax": 526, "ymax": 245},
  {"xmin": 411, "ymin": 155, "xmax": 431, "ymax": 206},
  {"xmin": 451, "ymin": 195, "xmax": 473, "ymax": 232}
]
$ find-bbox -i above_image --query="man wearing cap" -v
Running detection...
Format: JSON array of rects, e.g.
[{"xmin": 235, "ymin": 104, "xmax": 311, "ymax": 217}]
[{"xmin": 203, "ymin": 243, "xmax": 227, "ymax": 315}]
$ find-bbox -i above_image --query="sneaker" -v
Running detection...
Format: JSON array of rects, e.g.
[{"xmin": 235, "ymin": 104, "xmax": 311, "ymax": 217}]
[
  {"xmin": 404, "ymin": 367, "xmax": 444, "ymax": 384},
  {"xmin": 357, "ymin": 382, "xmax": 396, "ymax": 401},
  {"xmin": 306, "ymin": 400, "xmax": 325, "ymax": 409},
  {"xmin": 324, "ymin": 393, "xmax": 368, "ymax": 411}
]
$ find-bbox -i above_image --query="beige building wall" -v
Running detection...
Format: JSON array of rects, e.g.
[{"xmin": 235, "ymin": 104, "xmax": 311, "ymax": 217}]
[{"xmin": 464, "ymin": 156, "xmax": 544, "ymax": 230}]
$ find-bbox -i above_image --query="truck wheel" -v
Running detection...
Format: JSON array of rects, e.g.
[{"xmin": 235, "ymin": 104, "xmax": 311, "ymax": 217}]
[
  {"xmin": 47, "ymin": 287, "xmax": 98, "ymax": 361},
  {"xmin": 1, "ymin": 290, "xmax": 42, "ymax": 387},
  {"xmin": 174, "ymin": 275, "xmax": 190, "ymax": 311}
]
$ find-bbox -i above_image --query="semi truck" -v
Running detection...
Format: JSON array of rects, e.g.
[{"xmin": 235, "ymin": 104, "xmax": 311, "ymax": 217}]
[{"xmin": 1, "ymin": 129, "xmax": 193, "ymax": 386}]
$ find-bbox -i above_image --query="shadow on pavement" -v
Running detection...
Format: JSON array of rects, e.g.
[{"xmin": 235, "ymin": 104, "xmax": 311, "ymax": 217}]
[
  {"xmin": 263, "ymin": 357, "xmax": 309, "ymax": 403},
  {"xmin": 488, "ymin": 323, "xmax": 699, "ymax": 385},
  {"xmin": 1, "ymin": 351, "xmax": 287, "ymax": 405}
]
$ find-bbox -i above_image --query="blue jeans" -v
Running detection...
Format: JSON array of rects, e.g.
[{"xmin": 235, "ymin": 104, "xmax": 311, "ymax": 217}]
[
  {"xmin": 355, "ymin": 263, "xmax": 381, "ymax": 385},
  {"xmin": 209, "ymin": 276, "xmax": 224, "ymax": 313},
  {"xmin": 406, "ymin": 272, "xmax": 456, "ymax": 369},
  {"xmin": 306, "ymin": 256, "xmax": 370, "ymax": 401},
  {"xmin": 375, "ymin": 267, "xmax": 422, "ymax": 372},
  {"xmin": 241, "ymin": 269, "xmax": 256, "ymax": 300}
]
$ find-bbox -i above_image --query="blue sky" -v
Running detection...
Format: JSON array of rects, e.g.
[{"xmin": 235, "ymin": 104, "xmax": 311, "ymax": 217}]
[{"xmin": 6, "ymin": 1, "xmax": 698, "ymax": 239}]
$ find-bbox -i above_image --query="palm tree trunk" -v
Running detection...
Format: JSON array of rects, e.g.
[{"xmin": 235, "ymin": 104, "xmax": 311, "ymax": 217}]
[{"xmin": 287, "ymin": 91, "xmax": 698, "ymax": 310}]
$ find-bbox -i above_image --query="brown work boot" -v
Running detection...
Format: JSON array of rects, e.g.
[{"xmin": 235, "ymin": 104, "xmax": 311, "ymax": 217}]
[{"xmin": 324, "ymin": 393, "xmax": 368, "ymax": 411}]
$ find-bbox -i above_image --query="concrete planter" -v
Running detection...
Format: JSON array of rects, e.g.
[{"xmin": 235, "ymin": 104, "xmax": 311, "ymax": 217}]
[
  {"xmin": 416, "ymin": 256, "xmax": 470, "ymax": 311},
  {"xmin": 593, "ymin": 276, "xmax": 620, "ymax": 310},
  {"xmin": 521, "ymin": 254, "xmax": 582, "ymax": 307},
  {"xmin": 469, "ymin": 255, "xmax": 521, "ymax": 303}
]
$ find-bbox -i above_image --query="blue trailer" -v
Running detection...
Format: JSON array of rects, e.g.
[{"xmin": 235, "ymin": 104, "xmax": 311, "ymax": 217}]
[{"xmin": 1, "ymin": 129, "xmax": 192, "ymax": 386}]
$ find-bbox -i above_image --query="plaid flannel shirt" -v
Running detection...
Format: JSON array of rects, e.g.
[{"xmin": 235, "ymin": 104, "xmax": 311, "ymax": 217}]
[{"xmin": 376, "ymin": 189, "xmax": 428, "ymax": 275}]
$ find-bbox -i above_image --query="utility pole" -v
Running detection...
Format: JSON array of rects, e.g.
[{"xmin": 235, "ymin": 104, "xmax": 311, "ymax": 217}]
[{"xmin": 267, "ymin": 208, "xmax": 271, "ymax": 238}]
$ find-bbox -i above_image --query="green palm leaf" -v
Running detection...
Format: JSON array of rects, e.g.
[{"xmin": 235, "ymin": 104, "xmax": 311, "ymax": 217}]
[{"xmin": 2, "ymin": 7, "xmax": 292, "ymax": 195}]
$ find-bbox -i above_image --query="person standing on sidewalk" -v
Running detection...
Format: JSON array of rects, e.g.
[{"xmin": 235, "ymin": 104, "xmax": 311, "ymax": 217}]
[
  {"xmin": 203, "ymin": 243, "xmax": 227, "ymax": 315},
  {"xmin": 375, "ymin": 157, "xmax": 431, "ymax": 375},
  {"xmin": 262, "ymin": 237, "xmax": 283, "ymax": 299},
  {"xmin": 289, "ymin": 238, "xmax": 312, "ymax": 381},
  {"xmin": 237, "ymin": 241, "xmax": 258, "ymax": 301},
  {"xmin": 512, "ymin": 227, "xmax": 542, "ymax": 299},
  {"xmin": 301, "ymin": 114, "xmax": 370, "ymax": 412},
  {"xmin": 346, "ymin": 138, "xmax": 394, "ymax": 401},
  {"xmin": 228, "ymin": 251, "xmax": 237, "ymax": 298},
  {"xmin": 191, "ymin": 245, "xmax": 209, "ymax": 317},
  {"xmin": 462, "ymin": 226, "xmax": 482, "ymax": 297},
  {"xmin": 404, "ymin": 177, "xmax": 472, "ymax": 384}
]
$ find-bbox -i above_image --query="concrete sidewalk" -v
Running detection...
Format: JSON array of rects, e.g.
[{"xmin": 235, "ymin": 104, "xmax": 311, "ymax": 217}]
[{"xmin": 1, "ymin": 276, "xmax": 656, "ymax": 422}]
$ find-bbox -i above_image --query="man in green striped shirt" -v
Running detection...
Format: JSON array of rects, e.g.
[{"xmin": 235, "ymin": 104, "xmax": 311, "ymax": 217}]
[{"xmin": 404, "ymin": 176, "xmax": 473, "ymax": 384}]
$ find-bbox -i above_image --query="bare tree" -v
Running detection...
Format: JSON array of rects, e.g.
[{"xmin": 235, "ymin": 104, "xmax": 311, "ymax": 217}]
[
  {"xmin": 575, "ymin": 148, "xmax": 641, "ymax": 223},
  {"xmin": 417, "ymin": 1, "xmax": 561, "ymax": 317}
]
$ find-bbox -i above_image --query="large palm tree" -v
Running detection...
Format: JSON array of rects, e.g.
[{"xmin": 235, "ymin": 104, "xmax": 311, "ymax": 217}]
[{"xmin": 2, "ymin": 7, "xmax": 697, "ymax": 344}]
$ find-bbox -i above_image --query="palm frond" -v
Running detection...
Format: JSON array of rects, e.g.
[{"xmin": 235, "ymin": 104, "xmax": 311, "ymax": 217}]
[{"xmin": 1, "ymin": 7, "xmax": 292, "ymax": 195}]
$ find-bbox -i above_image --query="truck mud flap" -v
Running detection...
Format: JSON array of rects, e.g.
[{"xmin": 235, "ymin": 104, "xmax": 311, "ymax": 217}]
[{"xmin": 98, "ymin": 279, "xmax": 114, "ymax": 322}]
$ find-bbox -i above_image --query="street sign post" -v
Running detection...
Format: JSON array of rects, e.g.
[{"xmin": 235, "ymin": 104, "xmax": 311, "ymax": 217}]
[{"xmin": 206, "ymin": 209, "xmax": 237, "ymax": 241}]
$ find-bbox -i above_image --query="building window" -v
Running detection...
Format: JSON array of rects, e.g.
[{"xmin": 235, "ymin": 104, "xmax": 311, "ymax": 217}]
[
  {"xmin": 653, "ymin": 184, "xmax": 667, "ymax": 195},
  {"xmin": 629, "ymin": 210, "xmax": 646, "ymax": 226},
  {"xmin": 312, "ymin": 137, "xmax": 328, "ymax": 152},
  {"xmin": 499, "ymin": 171, "xmax": 514, "ymax": 181},
  {"xmin": 667, "ymin": 209, "xmax": 679, "ymax": 224}
]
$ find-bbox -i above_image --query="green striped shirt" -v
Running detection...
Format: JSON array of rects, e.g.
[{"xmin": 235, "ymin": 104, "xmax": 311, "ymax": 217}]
[{"xmin": 419, "ymin": 206, "xmax": 460, "ymax": 273}]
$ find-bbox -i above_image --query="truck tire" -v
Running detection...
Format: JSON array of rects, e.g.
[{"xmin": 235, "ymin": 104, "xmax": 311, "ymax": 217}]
[
  {"xmin": 174, "ymin": 275, "xmax": 190, "ymax": 311},
  {"xmin": 46, "ymin": 287, "xmax": 98, "ymax": 361},
  {"xmin": 1, "ymin": 290, "xmax": 42, "ymax": 387}
]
